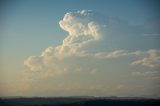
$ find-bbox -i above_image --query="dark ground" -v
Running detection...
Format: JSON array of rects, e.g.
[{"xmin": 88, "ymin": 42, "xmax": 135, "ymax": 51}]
[{"xmin": 0, "ymin": 97, "xmax": 160, "ymax": 106}]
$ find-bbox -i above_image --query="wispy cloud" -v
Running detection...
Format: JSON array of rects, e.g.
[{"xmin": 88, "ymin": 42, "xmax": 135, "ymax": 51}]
[
  {"xmin": 131, "ymin": 71, "xmax": 160, "ymax": 79},
  {"xmin": 94, "ymin": 50, "xmax": 129, "ymax": 59},
  {"xmin": 93, "ymin": 49, "xmax": 160, "ymax": 68},
  {"xmin": 131, "ymin": 49, "xmax": 160, "ymax": 68}
]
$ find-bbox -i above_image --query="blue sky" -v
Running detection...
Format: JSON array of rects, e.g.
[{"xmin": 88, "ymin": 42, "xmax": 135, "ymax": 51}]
[
  {"xmin": 1, "ymin": 0, "xmax": 160, "ymax": 55},
  {"xmin": 0, "ymin": 0, "xmax": 160, "ymax": 97}
]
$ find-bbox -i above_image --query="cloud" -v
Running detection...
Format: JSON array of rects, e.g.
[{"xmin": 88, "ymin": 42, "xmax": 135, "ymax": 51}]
[
  {"xmin": 55, "ymin": 10, "xmax": 106, "ymax": 58},
  {"xmin": 94, "ymin": 50, "xmax": 129, "ymax": 59},
  {"xmin": 24, "ymin": 47, "xmax": 68, "ymax": 78},
  {"xmin": 59, "ymin": 10, "xmax": 101, "ymax": 38},
  {"xmin": 93, "ymin": 49, "xmax": 160, "ymax": 68},
  {"xmin": 24, "ymin": 56, "xmax": 44, "ymax": 72},
  {"xmin": 24, "ymin": 10, "xmax": 160, "ymax": 79},
  {"xmin": 131, "ymin": 71, "xmax": 160, "ymax": 79},
  {"xmin": 131, "ymin": 49, "xmax": 160, "ymax": 68},
  {"xmin": 24, "ymin": 10, "xmax": 107, "ymax": 75}
]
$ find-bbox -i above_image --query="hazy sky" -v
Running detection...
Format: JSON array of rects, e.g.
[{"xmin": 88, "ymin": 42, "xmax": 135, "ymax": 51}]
[{"xmin": 0, "ymin": 0, "xmax": 160, "ymax": 98}]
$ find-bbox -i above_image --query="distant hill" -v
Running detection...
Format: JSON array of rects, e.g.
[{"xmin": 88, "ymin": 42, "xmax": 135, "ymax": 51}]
[{"xmin": 0, "ymin": 97, "xmax": 160, "ymax": 106}]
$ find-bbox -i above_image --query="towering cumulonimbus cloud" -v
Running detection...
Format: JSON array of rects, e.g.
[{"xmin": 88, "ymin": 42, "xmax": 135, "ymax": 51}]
[
  {"xmin": 55, "ymin": 10, "xmax": 106, "ymax": 58},
  {"xmin": 24, "ymin": 10, "xmax": 106, "ymax": 74},
  {"xmin": 24, "ymin": 10, "xmax": 160, "ymax": 78}
]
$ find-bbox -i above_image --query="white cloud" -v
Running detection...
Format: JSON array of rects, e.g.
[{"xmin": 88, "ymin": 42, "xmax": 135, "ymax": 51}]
[
  {"xmin": 24, "ymin": 10, "xmax": 160, "ymax": 79},
  {"xmin": 93, "ymin": 49, "xmax": 160, "ymax": 68},
  {"xmin": 131, "ymin": 49, "xmax": 160, "ymax": 68},
  {"xmin": 24, "ymin": 56, "xmax": 44, "ymax": 72},
  {"xmin": 94, "ymin": 50, "xmax": 129, "ymax": 59},
  {"xmin": 56, "ymin": 10, "xmax": 105, "ymax": 58},
  {"xmin": 24, "ymin": 47, "xmax": 68, "ymax": 78},
  {"xmin": 131, "ymin": 71, "xmax": 160, "ymax": 79},
  {"xmin": 24, "ymin": 10, "xmax": 107, "ymax": 75}
]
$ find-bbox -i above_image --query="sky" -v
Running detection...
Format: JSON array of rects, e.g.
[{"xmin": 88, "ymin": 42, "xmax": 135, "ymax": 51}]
[{"xmin": 0, "ymin": 0, "xmax": 160, "ymax": 98}]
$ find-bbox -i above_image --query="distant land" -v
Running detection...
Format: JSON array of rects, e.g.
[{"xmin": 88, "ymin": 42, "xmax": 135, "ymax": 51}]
[{"xmin": 0, "ymin": 96, "xmax": 160, "ymax": 106}]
